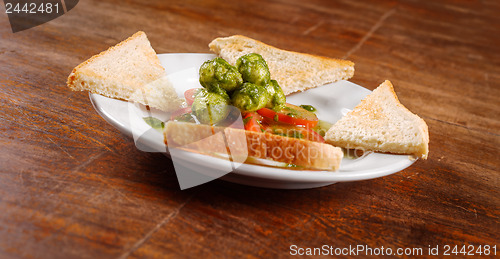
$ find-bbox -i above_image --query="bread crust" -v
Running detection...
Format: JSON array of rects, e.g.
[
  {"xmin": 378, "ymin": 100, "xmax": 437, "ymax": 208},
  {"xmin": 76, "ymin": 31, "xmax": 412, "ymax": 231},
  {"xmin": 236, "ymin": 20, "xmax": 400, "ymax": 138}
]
[
  {"xmin": 66, "ymin": 31, "xmax": 185, "ymax": 112},
  {"xmin": 209, "ymin": 35, "xmax": 355, "ymax": 95},
  {"xmin": 164, "ymin": 121, "xmax": 343, "ymax": 171},
  {"xmin": 325, "ymin": 80, "xmax": 429, "ymax": 159},
  {"xmin": 67, "ymin": 31, "xmax": 162, "ymax": 92}
]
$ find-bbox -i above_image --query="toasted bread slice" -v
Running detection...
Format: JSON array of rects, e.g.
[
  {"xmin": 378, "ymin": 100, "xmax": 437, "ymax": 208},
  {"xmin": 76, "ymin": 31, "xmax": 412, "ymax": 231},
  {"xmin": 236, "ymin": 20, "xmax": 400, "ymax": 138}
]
[
  {"xmin": 325, "ymin": 80, "xmax": 429, "ymax": 159},
  {"xmin": 164, "ymin": 121, "xmax": 343, "ymax": 171},
  {"xmin": 67, "ymin": 31, "xmax": 183, "ymax": 111},
  {"xmin": 209, "ymin": 35, "xmax": 355, "ymax": 95}
]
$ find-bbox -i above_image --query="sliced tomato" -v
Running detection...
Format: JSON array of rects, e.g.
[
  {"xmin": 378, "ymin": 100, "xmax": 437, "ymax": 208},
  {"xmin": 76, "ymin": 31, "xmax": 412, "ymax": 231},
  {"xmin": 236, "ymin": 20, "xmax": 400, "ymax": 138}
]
[
  {"xmin": 257, "ymin": 103, "xmax": 318, "ymax": 128},
  {"xmin": 170, "ymin": 106, "xmax": 192, "ymax": 121},
  {"xmin": 242, "ymin": 112, "xmax": 263, "ymax": 132},
  {"xmin": 184, "ymin": 88, "xmax": 202, "ymax": 106},
  {"xmin": 263, "ymin": 123, "xmax": 324, "ymax": 143}
]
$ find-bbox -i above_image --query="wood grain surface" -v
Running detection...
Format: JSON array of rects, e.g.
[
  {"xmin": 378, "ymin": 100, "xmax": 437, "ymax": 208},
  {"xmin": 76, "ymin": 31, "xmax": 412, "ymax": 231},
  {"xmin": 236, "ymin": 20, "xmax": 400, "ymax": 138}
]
[{"xmin": 0, "ymin": 0, "xmax": 499, "ymax": 258}]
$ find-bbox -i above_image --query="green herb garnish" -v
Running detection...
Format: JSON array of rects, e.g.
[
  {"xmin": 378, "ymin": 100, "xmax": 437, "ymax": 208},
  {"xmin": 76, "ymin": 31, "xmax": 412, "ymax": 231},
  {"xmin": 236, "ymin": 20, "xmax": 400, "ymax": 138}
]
[
  {"xmin": 299, "ymin": 104, "xmax": 317, "ymax": 112},
  {"xmin": 243, "ymin": 116, "xmax": 252, "ymax": 124},
  {"xmin": 143, "ymin": 117, "xmax": 165, "ymax": 131}
]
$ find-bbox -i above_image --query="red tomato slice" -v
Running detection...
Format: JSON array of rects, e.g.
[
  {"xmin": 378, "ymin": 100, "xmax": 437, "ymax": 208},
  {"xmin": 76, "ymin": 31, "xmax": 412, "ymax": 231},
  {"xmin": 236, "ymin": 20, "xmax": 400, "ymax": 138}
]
[
  {"xmin": 304, "ymin": 127, "xmax": 324, "ymax": 143},
  {"xmin": 263, "ymin": 123, "xmax": 324, "ymax": 143},
  {"xmin": 184, "ymin": 88, "xmax": 202, "ymax": 106},
  {"xmin": 257, "ymin": 103, "xmax": 318, "ymax": 128},
  {"xmin": 243, "ymin": 112, "xmax": 263, "ymax": 132}
]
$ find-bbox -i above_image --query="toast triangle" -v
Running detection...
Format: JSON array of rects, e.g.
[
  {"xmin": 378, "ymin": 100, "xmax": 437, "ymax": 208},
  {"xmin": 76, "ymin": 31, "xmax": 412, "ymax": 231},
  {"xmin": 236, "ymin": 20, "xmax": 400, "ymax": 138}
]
[
  {"xmin": 67, "ymin": 31, "xmax": 183, "ymax": 111},
  {"xmin": 325, "ymin": 80, "xmax": 429, "ymax": 159},
  {"xmin": 209, "ymin": 35, "xmax": 354, "ymax": 95}
]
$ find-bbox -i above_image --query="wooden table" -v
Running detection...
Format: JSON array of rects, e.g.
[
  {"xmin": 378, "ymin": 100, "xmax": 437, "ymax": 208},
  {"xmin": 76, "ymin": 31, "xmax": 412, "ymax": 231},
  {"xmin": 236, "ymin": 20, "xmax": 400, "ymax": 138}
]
[{"xmin": 1, "ymin": 0, "xmax": 499, "ymax": 258}]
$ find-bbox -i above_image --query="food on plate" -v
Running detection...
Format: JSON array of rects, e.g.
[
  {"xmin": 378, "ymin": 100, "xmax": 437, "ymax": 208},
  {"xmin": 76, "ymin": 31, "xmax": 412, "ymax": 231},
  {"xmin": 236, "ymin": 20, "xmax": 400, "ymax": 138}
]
[
  {"xmin": 299, "ymin": 104, "xmax": 317, "ymax": 112},
  {"xmin": 184, "ymin": 88, "xmax": 202, "ymax": 106},
  {"xmin": 189, "ymin": 53, "xmax": 288, "ymax": 124},
  {"xmin": 164, "ymin": 121, "xmax": 343, "ymax": 171},
  {"xmin": 231, "ymin": 82, "xmax": 270, "ymax": 112},
  {"xmin": 67, "ymin": 31, "xmax": 183, "ymax": 112},
  {"xmin": 236, "ymin": 53, "xmax": 271, "ymax": 86},
  {"xmin": 264, "ymin": 80, "xmax": 286, "ymax": 110},
  {"xmin": 325, "ymin": 80, "xmax": 429, "ymax": 159},
  {"xmin": 257, "ymin": 103, "xmax": 319, "ymax": 128},
  {"xmin": 199, "ymin": 57, "xmax": 243, "ymax": 92},
  {"xmin": 70, "ymin": 31, "xmax": 428, "ymax": 173},
  {"xmin": 182, "ymin": 54, "xmax": 322, "ymax": 139},
  {"xmin": 209, "ymin": 35, "xmax": 355, "ymax": 95},
  {"xmin": 167, "ymin": 53, "xmax": 344, "ymax": 170},
  {"xmin": 313, "ymin": 120, "xmax": 333, "ymax": 137},
  {"xmin": 191, "ymin": 88, "xmax": 230, "ymax": 125},
  {"xmin": 263, "ymin": 123, "xmax": 324, "ymax": 143}
]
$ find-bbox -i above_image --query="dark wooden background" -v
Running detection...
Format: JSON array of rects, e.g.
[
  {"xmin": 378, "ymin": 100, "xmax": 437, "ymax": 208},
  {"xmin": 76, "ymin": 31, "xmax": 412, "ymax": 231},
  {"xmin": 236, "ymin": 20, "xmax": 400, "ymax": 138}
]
[{"xmin": 1, "ymin": 0, "xmax": 499, "ymax": 258}]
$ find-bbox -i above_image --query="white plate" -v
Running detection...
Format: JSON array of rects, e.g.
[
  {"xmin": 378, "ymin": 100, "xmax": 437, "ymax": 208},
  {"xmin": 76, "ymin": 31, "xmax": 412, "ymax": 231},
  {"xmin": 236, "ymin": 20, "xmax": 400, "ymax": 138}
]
[{"xmin": 90, "ymin": 53, "xmax": 416, "ymax": 189}]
